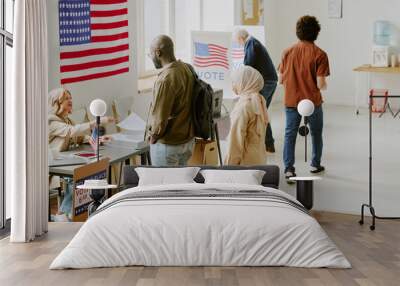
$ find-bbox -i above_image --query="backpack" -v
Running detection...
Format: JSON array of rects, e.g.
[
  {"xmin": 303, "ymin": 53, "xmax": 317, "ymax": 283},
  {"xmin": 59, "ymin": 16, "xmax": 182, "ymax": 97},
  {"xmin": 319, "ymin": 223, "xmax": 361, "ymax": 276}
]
[{"xmin": 186, "ymin": 64, "xmax": 214, "ymax": 140}]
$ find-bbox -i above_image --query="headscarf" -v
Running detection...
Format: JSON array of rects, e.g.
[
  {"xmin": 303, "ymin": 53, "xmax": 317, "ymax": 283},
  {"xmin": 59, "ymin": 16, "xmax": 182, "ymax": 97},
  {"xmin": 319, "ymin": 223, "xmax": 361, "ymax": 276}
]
[
  {"xmin": 48, "ymin": 87, "xmax": 68, "ymax": 116},
  {"xmin": 231, "ymin": 66, "xmax": 269, "ymax": 124}
]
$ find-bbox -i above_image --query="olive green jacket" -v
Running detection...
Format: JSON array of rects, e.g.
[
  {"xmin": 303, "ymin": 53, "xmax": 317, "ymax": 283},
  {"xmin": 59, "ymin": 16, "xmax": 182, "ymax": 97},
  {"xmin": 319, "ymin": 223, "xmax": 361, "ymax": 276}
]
[{"xmin": 148, "ymin": 60, "xmax": 195, "ymax": 145}]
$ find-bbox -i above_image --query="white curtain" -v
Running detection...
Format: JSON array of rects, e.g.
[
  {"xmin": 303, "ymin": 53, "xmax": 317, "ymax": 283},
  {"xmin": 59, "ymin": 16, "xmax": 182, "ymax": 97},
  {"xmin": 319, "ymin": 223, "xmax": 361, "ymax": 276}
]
[{"xmin": 7, "ymin": 0, "xmax": 49, "ymax": 242}]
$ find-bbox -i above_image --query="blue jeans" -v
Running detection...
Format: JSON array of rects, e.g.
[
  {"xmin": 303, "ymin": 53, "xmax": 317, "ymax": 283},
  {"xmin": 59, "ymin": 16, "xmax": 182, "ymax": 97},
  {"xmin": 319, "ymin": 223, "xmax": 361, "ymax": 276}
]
[
  {"xmin": 150, "ymin": 139, "xmax": 195, "ymax": 166},
  {"xmin": 260, "ymin": 81, "xmax": 277, "ymax": 147},
  {"xmin": 60, "ymin": 177, "xmax": 73, "ymax": 216},
  {"xmin": 283, "ymin": 105, "xmax": 323, "ymax": 171}
]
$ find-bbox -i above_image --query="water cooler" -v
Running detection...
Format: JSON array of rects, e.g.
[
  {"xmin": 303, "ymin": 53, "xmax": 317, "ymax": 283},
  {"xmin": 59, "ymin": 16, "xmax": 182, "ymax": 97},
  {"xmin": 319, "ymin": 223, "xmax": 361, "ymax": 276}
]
[{"xmin": 371, "ymin": 21, "xmax": 393, "ymax": 67}]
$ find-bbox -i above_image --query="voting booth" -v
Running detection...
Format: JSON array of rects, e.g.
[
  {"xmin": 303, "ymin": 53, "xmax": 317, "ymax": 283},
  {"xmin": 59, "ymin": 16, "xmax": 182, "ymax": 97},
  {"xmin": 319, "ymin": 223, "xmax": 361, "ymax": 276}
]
[
  {"xmin": 191, "ymin": 27, "xmax": 265, "ymax": 99},
  {"xmin": 191, "ymin": 31, "xmax": 234, "ymax": 99}
]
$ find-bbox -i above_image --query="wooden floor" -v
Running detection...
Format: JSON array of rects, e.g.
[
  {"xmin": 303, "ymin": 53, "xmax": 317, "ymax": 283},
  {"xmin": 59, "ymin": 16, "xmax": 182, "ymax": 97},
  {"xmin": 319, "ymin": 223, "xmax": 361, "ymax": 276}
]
[{"xmin": 0, "ymin": 212, "xmax": 399, "ymax": 286}]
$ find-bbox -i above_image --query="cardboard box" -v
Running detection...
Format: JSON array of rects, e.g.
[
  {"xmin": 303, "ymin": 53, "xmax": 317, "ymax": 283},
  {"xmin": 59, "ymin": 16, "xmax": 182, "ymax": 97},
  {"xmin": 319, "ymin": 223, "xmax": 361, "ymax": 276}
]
[{"xmin": 188, "ymin": 139, "xmax": 219, "ymax": 166}]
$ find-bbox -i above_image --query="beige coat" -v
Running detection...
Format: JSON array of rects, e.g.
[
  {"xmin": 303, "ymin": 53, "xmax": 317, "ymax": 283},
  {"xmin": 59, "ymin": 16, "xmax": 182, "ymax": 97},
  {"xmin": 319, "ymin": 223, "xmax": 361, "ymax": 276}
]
[
  {"xmin": 224, "ymin": 96, "xmax": 268, "ymax": 165},
  {"xmin": 48, "ymin": 114, "xmax": 90, "ymax": 152},
  {"xmin": 224, "ymin": 66, "xmax": 269, "ymax": 166},
  {"xmin": 48, "ymin": 88, "xmax": 92, "ymax": 190}
]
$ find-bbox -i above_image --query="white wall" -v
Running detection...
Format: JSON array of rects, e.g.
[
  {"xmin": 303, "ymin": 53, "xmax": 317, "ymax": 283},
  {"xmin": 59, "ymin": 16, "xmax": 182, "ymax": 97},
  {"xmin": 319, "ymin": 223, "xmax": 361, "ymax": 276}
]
[
  {"xmin": 263, "ymin": 0, "xmax": 279, "ymax": 63},
  {"xmin": 202, "ymin": 0, "xmax": 234, "ymax": 31},
  {"xmin": 265, "ymin": 0, "xmax": 400, "ymax": 106},
  {"xmin": 47, "ymin": 0, "xmax": 138, "ymax": 115}
]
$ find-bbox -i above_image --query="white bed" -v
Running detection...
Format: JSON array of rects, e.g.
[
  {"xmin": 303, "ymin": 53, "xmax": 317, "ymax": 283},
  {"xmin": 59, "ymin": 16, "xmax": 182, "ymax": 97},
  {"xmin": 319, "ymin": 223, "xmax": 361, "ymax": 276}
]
[{"xmin": 50, "ymin": 183, "xmax": 351, "ymax": 269}]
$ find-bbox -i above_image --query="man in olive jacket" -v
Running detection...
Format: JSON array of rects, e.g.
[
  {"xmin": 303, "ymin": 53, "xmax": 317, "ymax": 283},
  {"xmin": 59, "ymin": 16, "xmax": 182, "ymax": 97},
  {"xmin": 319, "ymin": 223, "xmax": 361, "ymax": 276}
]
[{"xmin": 147, "ymin": 35, "xmax": 195, "ymax": 166}]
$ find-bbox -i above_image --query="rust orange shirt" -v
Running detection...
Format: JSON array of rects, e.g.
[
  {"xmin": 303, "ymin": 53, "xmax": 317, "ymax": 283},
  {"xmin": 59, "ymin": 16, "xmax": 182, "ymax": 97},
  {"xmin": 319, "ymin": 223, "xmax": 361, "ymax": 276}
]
[{"xmin": 279, "ymin": 41, "xmax": 330, "ymax": 107}]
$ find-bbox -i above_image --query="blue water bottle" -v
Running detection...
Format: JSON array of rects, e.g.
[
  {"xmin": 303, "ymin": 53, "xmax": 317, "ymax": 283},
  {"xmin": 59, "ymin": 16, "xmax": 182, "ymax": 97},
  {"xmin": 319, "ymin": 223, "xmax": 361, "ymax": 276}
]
[{"xmin": 373, "ymin": 21, "xmax": 391, "ymax": 45}]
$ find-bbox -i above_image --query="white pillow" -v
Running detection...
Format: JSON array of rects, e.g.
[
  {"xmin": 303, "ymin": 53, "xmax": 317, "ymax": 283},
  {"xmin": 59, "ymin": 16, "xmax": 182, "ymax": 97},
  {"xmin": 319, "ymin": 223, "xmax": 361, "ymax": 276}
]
[
  {"xmin": 200, "ymin": 169, "xmax": 266, "ymax": 185},
  {"xmin": 135, "ymin": 167, "xmax": 201, "ymax": 186}
]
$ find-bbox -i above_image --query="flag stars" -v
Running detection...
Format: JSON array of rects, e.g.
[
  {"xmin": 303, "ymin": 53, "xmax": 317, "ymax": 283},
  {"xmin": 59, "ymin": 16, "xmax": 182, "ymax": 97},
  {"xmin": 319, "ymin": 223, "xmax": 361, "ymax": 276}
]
[{"xmin": 59, "ymin": 1, "xmax": 93, "ymax": 45}]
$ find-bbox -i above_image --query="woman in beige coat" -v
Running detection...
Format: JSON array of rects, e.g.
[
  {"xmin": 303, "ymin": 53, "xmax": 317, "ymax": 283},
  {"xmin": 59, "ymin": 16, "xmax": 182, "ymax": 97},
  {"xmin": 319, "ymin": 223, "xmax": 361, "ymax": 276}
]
[
  {"xmin": 48, "ymin": 88, "xmax": 113, "ymax": 221},
  {"xmin": 48, "ymin": 88, "xmax": 113, "ymax": 152},
  {"xmin": 224, "ymin": 66, "xmax": 269, "ymax": 165}
]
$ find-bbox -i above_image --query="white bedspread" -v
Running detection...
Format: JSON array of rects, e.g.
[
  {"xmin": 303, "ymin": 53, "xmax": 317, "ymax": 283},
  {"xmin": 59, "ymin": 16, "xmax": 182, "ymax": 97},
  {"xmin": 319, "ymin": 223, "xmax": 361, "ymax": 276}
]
[{"xmin": 50, "ymin": 183, "xmax": 351, "ymax": 269}]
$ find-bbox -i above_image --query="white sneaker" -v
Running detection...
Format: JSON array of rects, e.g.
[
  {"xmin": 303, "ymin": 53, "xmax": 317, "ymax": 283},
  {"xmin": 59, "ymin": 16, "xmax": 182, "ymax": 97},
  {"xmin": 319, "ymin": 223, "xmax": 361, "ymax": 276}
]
[
  {"xmin": 51, "ymin": 213, "xmax": 70, "ymax": 222},
  {"xmin": 310, "ymin": 166, "xmax": 325, "ymax": 174}
]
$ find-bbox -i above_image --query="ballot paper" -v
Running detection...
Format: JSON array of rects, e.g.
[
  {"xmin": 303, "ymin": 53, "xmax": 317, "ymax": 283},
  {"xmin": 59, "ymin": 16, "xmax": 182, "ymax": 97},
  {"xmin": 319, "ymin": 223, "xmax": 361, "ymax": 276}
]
[
  {"xmin": 48, "ymin": 152, "xmax": 88, "ymax": 167},
  {"xmin": 110, "ymin": 113, "xmax": 147, "ymax": 149},
  {"xmin": 106, "ymin": 131, "xmax": 147, "ymax": 150},
  {"xmin": 117, "ymin": 112, "xmax": 146, "ymax": 131}
]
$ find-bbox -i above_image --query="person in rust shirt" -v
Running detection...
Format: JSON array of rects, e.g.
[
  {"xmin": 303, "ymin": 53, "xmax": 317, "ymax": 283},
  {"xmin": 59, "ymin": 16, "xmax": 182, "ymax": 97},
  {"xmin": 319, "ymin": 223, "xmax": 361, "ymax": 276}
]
[{"xmin": 279, "ymin": 16, "xmax": 330, "ymax": 179}]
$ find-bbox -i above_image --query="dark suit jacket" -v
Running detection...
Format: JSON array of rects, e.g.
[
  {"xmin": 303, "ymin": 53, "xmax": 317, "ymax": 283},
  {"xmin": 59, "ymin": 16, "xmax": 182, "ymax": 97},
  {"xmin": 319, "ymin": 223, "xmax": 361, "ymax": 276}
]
[{"xmin": 244, "ymin": 37, "xmax": 277, "ymax": 82}]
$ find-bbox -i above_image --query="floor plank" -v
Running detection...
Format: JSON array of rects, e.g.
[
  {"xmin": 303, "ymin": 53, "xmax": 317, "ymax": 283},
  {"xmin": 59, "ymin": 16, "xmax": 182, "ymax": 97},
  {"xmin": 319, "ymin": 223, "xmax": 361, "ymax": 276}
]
[{"xmin": 0, "ymin": 212, "xmax": 399, "ymax": 286}]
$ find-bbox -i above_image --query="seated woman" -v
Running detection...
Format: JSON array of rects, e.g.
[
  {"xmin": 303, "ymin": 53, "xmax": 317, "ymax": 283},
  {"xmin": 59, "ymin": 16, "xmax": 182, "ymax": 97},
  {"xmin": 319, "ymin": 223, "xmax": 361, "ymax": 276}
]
[
  {"xmin": 48, "ymin": 88, "xmax": 114, "ymax": 151},
  {"xmin": 48, "ymin": 87, "xmax": 114, "ymax": 221},
  {"xmin": 224, "ymin": 66, "xmax": 269, "ymax": 165}
]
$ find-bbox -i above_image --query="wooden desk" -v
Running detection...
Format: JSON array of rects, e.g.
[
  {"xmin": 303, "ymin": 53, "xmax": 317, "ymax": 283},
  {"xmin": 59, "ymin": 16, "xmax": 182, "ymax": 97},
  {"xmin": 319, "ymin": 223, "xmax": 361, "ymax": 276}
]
[
  {"xmin": 49, "ymin": 145, "xmax": 150, "ymax": 221},
  {"xmin": 49, "ymin": 144, "xmax": 150, "ymax": 180},
  {"xmin": 353, "ymin": 65, "xmax": 400, "ymax": 114},
  {"xmin": 353, "ymin": 65, "xmax": 400, "ymax": 74}
]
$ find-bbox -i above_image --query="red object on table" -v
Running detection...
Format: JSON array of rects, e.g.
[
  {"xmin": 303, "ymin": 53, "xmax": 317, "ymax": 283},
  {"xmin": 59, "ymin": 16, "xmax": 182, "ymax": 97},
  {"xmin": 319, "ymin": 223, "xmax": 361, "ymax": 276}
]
[
  {"xmin": 75, "ymin": 152, "xmax": 97, "ymax": 158},
  {"xmin": 370, "ymin": 89, "xmax": 388, "ymax": 113}
]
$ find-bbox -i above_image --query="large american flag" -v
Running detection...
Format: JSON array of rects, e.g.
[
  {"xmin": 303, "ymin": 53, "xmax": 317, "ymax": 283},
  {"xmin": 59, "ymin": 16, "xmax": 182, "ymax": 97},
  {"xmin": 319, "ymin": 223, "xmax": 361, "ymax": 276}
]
[
  {"xmin": 193, "ymin": 42, "xmax": 229, "ymax": 70},
  {"xmin": 59, "ymin": 0, "xmax": 130, "ymax": 85}
]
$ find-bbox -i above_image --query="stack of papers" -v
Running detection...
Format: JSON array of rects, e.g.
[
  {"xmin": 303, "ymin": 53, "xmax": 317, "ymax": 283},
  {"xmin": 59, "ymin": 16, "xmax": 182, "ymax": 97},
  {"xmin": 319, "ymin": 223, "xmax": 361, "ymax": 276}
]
[
  {"xmin": 107, "ymin": 131, "xmax": 147, "ymax": 150},
  {"xmin": 117, "ymin": 112, "xmax": 146, "ymax": 131},
  {"xmin": 49, "ymin": 154, "xmax": 88, "ymax": 167},
  {"xmin": 106, "ymin": 113, "xmax": 147, "ymax": 150}
]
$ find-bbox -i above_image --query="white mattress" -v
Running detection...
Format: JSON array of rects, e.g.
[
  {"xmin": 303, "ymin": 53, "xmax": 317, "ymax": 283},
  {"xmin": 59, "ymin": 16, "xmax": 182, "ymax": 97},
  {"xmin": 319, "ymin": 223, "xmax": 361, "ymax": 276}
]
[{"xmin": 50, "ymin": 183, "xmax": 351, "ymax": 269}]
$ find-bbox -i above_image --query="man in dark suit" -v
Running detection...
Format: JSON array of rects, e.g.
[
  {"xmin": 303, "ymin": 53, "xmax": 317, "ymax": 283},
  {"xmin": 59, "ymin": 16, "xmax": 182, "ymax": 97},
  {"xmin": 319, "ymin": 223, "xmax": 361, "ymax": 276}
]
[{"xmin": 233, "ymin": 29, "xmax": 278, "ymax": 153}]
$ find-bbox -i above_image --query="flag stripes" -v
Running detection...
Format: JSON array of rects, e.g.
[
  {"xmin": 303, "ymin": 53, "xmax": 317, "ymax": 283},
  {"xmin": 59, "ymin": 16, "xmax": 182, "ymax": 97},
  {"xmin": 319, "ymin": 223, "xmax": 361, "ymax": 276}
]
[
  {"xmin": 90, "ymin": 8, "xmax": 127, "ymax": 17},
  {"xmin": 193, "ymin": 42, "xmax": 230, "ymax": 70},
  {"xmin": 62, "ymin": 67, "xmax": 129, "ymax": 85},
  {"xmin": 59, "ymin": 0, "xmax": 130, "ymax": 84}
]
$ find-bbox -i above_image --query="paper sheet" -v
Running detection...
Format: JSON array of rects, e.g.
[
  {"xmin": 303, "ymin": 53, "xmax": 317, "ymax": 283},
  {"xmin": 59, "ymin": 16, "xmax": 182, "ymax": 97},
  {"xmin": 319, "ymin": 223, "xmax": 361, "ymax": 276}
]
[
  {"xmin": 117, "ymin": 112, "xmax": 146, "ymax": 131},
  {"xmin": 328, "ymin": 0, "xmax": 342, "ymax": 19}
]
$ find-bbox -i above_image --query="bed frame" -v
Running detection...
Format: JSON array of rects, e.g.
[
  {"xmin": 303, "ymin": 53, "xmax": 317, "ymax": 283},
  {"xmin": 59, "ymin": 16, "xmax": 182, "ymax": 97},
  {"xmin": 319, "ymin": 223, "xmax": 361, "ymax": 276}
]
[{"xmin": 122, "ymin": 165, "xmax": 280, "ymax": 189}]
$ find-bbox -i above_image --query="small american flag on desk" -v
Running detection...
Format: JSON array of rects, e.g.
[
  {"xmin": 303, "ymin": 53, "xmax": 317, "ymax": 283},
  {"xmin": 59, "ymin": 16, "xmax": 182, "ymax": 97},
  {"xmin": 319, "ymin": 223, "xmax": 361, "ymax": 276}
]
[
  {"xmin": 193, "ymin": 42, "xmax": 229, "ymax": 70},
  {"xmin": 89, "ymin": 126, "xmax": 99, "ymax": 151},
  {"xmin": 59, "ymin": 0, "xmax": 130, "ymax": 84}
]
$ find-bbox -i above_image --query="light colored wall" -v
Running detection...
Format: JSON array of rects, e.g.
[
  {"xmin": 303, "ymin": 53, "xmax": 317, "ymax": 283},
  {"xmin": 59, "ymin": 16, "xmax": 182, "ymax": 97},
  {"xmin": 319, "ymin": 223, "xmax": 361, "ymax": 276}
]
[
  {"xmin": 265, "ymin": 0, "xmax": 400, "ymax": 106},
  {"xmin": 202, "ymin": 0, "xmax": 235, "ymax": 31}
]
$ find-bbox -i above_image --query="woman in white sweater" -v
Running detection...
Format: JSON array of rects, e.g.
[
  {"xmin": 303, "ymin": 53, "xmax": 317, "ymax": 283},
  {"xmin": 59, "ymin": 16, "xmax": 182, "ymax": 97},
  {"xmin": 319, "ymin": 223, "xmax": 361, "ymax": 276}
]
[{"xmin": 224, "ymin": 66, "xmax": 269, "ymax": 165}]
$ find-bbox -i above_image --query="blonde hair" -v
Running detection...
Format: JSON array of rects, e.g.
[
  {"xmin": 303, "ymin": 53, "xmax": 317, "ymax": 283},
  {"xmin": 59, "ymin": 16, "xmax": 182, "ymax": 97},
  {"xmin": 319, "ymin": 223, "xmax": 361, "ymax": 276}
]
[{"xmin": 48, "ymin": 88, "xmax": 71, "ymax": 116}]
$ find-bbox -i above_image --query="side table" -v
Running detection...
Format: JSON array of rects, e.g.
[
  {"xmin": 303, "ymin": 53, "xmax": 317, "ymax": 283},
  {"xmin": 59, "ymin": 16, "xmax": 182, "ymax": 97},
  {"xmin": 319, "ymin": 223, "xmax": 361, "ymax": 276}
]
[{"xmin": 288, "ymin": 177, "xmax": 321, "ymax": 210}]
